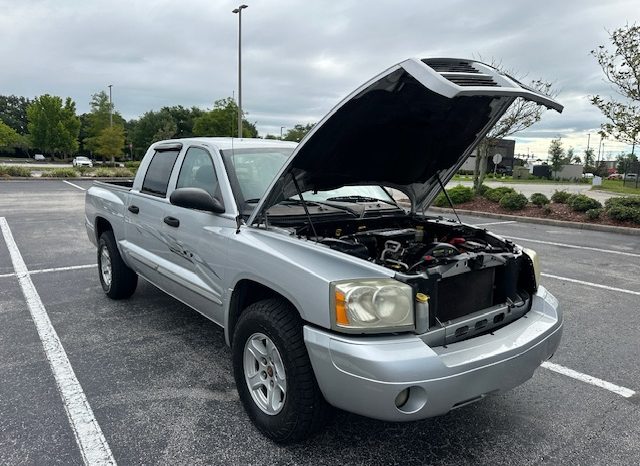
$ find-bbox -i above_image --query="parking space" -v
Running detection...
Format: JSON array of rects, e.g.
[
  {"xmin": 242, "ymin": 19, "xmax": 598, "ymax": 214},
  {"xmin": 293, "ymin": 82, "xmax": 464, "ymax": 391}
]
[{"xmin": 1, "ymin": 180, "xmax": 639, "ymax": 464}]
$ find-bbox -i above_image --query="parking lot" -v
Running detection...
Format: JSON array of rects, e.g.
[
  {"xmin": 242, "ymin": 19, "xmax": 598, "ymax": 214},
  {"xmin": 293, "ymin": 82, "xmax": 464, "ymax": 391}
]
[{"xmin": 1, "ymin": 179, "xmax": 639, "ymax": 465}]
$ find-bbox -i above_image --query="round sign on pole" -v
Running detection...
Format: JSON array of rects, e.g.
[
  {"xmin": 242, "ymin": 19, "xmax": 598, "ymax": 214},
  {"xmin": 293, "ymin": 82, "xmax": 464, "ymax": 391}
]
[{"xmin": 492, "ymin": 153, "xmax": 503, "ymax": 165}]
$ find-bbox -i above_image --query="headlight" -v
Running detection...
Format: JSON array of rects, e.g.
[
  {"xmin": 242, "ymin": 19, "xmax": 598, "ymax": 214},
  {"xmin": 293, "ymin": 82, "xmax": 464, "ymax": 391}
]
[
  {"xmin": 522, "ymin": 248, "xmax": 541, "ymax": 288},
  {"xmin": 331, "ymin": 279, "xmax": 414, "ymax": 333}
]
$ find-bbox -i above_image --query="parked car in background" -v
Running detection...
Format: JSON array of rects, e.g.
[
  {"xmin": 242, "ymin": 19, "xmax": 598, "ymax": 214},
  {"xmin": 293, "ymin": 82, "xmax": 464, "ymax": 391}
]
[
  {"xmin": 624, "ymin": 173, "xmax": 638, "ymax": 180},
  {"xmin": 582, "ymin": 172, "xmax": 594, "ymax": 179},
  {"xmin": 606, "ymin": 173, "xmax": 623, "ymax": 180},
  {"xmin": 34, "ymin": 154, "xmax": 46, "ymax": 161},
  {"xmin": 72, "ymin": 156, "xmax": 93, "ymax": 167}
]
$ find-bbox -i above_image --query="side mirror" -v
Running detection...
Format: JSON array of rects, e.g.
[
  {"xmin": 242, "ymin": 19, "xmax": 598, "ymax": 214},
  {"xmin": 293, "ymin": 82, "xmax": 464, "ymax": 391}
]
[{"xmin": 170, "ymin": 187, "xmax": 225, "ymax": 214}]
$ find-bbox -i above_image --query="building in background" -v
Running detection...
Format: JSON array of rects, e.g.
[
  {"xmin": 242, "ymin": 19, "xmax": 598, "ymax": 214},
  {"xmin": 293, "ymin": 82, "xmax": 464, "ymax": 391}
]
[{"xmin": 459, "ymin": 139, "xmax": 516, "ymax": 174}]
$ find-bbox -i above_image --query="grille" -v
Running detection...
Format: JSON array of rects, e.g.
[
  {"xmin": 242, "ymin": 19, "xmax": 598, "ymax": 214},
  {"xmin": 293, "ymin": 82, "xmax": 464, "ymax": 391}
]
[
  {"xmin": 444, "ymin": 74, "xmax": 498, "ymax": 87},
  {"xmin": 424, "ymin": 60, "xmax": 479, "ymax": 74}
]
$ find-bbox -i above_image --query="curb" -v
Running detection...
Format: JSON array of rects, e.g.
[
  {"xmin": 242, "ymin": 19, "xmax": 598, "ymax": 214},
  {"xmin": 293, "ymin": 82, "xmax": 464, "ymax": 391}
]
[{"xmin": 429, "ymin": 206, "xmax": 640, "ymax": 236}]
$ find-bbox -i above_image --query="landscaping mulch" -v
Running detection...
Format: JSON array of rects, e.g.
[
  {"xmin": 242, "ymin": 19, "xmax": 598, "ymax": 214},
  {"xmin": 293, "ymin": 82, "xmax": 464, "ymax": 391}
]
[{"xmin": 452, "ymin": 197, "xmax": 639, "ymax": 229}]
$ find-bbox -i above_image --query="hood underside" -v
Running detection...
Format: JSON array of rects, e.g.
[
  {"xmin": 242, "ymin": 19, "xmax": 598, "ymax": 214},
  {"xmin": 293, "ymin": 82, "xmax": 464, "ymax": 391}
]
[{"xmin": 250, "ymin": 58, "xmax": 563, "ymax": 224}]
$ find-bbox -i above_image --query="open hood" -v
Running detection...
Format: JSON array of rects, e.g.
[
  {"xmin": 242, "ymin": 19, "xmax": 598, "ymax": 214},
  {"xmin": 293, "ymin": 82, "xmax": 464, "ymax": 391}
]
[{"xmin": 249, "ymin": 58, "xmax": 562, "ymax": 224}]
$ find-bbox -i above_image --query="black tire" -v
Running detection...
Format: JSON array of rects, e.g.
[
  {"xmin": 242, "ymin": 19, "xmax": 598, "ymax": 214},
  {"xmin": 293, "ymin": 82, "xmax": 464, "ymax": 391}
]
[
  {"xmin": 232, "ymin": 299, "xmax": 332, "ymax": 443},
  {"xmin": 98, "ymin": 230, "xmax": 137, "ymax": 299}
]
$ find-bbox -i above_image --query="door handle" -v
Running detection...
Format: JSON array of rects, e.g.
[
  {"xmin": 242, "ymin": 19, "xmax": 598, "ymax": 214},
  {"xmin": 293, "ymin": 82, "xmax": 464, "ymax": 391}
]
[
  {"xmin": 128, "ymin": 205, "xmax": 139, "ymax": 214},
  {"xmin": 164, "ymin": 216, "xmax": 180, "ymax": 228}
]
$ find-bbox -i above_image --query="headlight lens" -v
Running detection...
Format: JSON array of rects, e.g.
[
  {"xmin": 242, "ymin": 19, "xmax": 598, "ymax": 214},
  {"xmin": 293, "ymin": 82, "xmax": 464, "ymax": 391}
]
[
  {"xmin": 331, "ymin": 279, "xmax": 414, "ymax": 332},
  {"xmin": 522, "ymin": 248, "xmax": 541, "ymax": 288}
]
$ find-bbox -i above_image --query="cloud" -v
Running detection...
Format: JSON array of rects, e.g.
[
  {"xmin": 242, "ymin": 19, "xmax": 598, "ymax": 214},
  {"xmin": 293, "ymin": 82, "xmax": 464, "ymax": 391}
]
[{"xmin": 0, "ymin": 0, "xmax": 636, "ymax": 154}]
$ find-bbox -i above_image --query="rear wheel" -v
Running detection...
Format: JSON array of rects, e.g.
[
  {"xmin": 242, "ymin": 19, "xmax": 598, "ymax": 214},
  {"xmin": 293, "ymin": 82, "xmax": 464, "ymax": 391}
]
[
  {"xmin": 232, "ymin": 299, "xmax": 332, "ymax": 443},
  {"xmin": 98, "ymin": 230, "xmax": 137, "ymax": 299}
]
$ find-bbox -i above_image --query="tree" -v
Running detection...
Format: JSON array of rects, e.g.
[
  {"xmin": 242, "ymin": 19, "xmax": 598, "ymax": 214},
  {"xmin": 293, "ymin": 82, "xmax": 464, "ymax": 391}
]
[
  {"xmin": 94, "ymin": 126, "xmax": 126, "ymax": 160},
  {"xmin": 616, "ymin": 152, "xmax": 638, "ymax": 173},
  {"xmin": 84, "ymin": 91, "xmax": 125, "ymax": 155},
  {"xmin": 583, "ymin": 147, "xmax": 595, "ymax": 169},
  {"xmin": 548, "ymin": 138, "xmax": 565, "ymax": 175},
  {"xmin": 472, "ymin": 66, "xmax": 556, "ymax": 191},
  {"xmin": 193, "ymin": 98, "xmax": 258, "ymax": 138},
  {"xmin": 0, "ymin": 95, "xmax": 31, "ymax": 134},
  {"xmin": 161, "ymin": 105, "xmax": 204, "ymax": 138},
  {"xmin": 590, "ymin": 24, "xmax": 640, "ymax": 156},
  {"xmin": 0, "ymin": 121, "xmax": 21, "ymax": 147},
  {"xmin": 283, "ymin": 123, "xmax": 315, "ymax": 142},
  {"xmin": 26, "ymin": 94, "xmax": 80, "ymax": 158}
]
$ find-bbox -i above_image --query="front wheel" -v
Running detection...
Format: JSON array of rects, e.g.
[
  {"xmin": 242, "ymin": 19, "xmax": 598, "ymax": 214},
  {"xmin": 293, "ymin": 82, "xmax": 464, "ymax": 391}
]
[
  {"xmin": 232, "ymin": 299, "xmax": 332, "ymax": 443},
  {"xmin": 98, "ymin": 230, "xmax": 137, "ymax": 299}
]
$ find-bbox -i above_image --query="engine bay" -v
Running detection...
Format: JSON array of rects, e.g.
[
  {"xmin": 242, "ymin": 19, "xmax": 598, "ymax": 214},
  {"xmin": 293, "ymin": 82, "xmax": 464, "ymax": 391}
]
[
  {"xmin": 295, "ymin": 216, "xmax": 516, "ymax": 275},
  {"xmin": 289, "ymin": 214, "xmax": 537, "ymax": 344}
]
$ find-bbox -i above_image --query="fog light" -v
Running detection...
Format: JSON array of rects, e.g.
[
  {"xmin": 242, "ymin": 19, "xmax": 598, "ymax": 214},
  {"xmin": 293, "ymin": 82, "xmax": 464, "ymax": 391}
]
[
  {"xmin": 395, "ymin": 388, "xmax": 410, "ymax": 408},
  {"xmin": 394, "ymin": 386, "xmax": 428, "ymax": 414}
]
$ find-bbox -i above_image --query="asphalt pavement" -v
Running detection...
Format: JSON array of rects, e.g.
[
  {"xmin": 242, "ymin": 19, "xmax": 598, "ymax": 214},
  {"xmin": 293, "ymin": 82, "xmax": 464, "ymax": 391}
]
[{"xmin": 1, "ymin": 180, "xmax": 639, "ymax": 465}]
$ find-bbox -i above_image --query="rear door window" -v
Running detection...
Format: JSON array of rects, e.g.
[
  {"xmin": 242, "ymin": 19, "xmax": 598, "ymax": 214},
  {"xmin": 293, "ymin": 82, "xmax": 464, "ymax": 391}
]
[{"xmin": 141, "ymin": 150, "xmax": 180, "ymax": 197}]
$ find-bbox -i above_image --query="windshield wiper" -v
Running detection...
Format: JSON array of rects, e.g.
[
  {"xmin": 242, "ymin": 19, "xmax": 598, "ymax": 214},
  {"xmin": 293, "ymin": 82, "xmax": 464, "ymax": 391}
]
[{"xmin": 325, "ymin": 195, "xmax": 398, "ymax": 206}]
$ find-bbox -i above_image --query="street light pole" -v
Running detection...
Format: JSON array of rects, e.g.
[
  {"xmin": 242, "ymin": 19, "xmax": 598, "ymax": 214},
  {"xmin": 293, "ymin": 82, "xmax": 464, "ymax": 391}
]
[
  {"xmin": 232, "ymin": 4, "xmax": 248, "ymax": 138},
  {"xmin": 108, "ymin": 84, "xmax": 113, "ymax": 127},
  {"xmin": 280, "ymin": 126, "xmax": 284, "ymax": 140}
]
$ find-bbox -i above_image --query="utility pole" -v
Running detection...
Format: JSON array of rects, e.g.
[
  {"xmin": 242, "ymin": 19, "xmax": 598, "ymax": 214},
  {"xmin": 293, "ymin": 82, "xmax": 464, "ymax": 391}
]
[
  {"xmin": 280, "ymin": 126, "xmax": 285, "ymax": 140},
  {"xmin": 107, "ymin": 84, "xmax": 114, "ymax": 164},
  {"xmin": 232, "ymin": 5, "xmax": 248, "ymax": 138},
  {"xmin": 108, "ymin": 84, "xmax": 113, "ymax": 127},
  {"xmin": 586, "ymin": 133, "xmax": 590, "ymax": 151}
]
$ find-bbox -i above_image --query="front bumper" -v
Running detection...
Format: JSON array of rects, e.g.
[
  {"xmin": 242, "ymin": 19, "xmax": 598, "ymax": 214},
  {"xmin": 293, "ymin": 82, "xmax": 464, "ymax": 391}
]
[{"xmin": 304, "ymin": 286, "xmax": 562, "ymax": 421}]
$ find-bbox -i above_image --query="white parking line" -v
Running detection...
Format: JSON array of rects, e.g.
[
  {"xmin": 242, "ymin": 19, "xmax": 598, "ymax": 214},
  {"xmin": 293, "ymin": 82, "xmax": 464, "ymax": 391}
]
[
  {"xmin": 30, "ymin": 264, "xmax": 96, "ymax": 275},
  {"xmin": 505, "ymin": 236, "xmax": 640, "ymax": 258},
  {"xmin": 542, "ymin": 362, "xmax": 636, "ymax": 398},
  {"xmin": 0, "ymin": 264, "xmax": 96, "ymax": 279},
  {"xmin": 541, "ymin": 273, "xmax": 640, "ymax": 296},
  {"xmin": 0, "ymin": 217, "xmax": 115, "ymax": 466},
  {"xmin": 62, "ymin": 180, "xmax": 86, "ymax": 191},
  {"xmin": 473, "ymin": 221, "xmax": 517, "ymax": 226}
]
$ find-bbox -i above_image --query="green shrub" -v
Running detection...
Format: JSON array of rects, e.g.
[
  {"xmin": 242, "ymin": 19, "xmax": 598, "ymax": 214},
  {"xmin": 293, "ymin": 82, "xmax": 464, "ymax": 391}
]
[
  {"xmin": 433, "ymin": 185, "xmax": 474, "ymax": 207},
  {"xmin": 541, "ymin": 205, "xmax": 553, "ymax": 216},
  {"xmin": 484, "ymin": 186, "xmax": 516, "ymax": 202},
  {"xmin": 111, "ymin": 168, "xmax": 134, "ymax": 177},
  {"xmin": 124, "ymin": 161, "xmax": 141, "ymax": 169},
  {"xmin": 0, "ymin": 165, "xmax": 32, "ymax": 177},
  {"xmin": 499, "ymin": 192, "xmax": 528, "ymax": 210},
  {"xmin": 93, "ymin": 167, "xmax": 134, "ymax": 178},
  {"xmin": 585, "ymin": 208, "xmax": 602, "ymax": 220},
  {"xmin": 568, "ymin": 194, "xmax": 602, "ymax": 212},
  {"xmin": 530, "ymin": 192, "xmax": 550, "ymax": 206},
  {"xmin": 604, "ymin": 196, "xmax": 640, "ymax": 210},
  {"xmin": 477, "ymin": 184, "xmax": 491, "ymax": 196},
  {"xmin": 76, "ymin": 165, "xmax": 93, "ymax": 175},
  {"xmin": 551, "ymin": 190, "xmax": 572, "ymax": 203},
  {"xmin": 43, "ymin": 167, "xmax": 78, "ymax": 178},
  {"xmin": 607, "ymin": 205, "xmax": 640, "ymax": 224}
]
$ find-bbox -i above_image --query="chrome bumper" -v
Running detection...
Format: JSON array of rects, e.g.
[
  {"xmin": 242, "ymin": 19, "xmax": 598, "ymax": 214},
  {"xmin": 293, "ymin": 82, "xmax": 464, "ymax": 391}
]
[{"xmin": 304, "ymin": 286, "xmax": 562, "ymax": 421}]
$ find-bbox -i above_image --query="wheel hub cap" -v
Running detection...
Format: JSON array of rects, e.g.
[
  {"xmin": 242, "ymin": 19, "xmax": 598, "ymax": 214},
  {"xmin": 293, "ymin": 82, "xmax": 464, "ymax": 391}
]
[
  {"xmin": 243, "ymin": 332, "xmax": 287, "ymax": 415},
  {"xmin": 100, "ymin": 246, "xmax": 112, "ymax": 288}
]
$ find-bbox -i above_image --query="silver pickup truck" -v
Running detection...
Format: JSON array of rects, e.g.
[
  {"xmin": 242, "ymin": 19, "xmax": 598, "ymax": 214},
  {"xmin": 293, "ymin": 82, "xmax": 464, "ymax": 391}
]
[{"xmin": 85, "ymin": 58, "xmax": 564, "ymax": 443}]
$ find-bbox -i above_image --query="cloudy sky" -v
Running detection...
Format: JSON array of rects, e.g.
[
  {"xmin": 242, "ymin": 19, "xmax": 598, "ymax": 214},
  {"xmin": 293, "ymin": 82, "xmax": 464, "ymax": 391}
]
[{"xmin": 1, "ymin": 0, "xmax": 637, "ymax": 159}]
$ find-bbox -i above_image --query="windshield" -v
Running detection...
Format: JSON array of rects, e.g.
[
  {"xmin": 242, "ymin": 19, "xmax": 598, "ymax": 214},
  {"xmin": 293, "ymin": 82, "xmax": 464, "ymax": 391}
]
[
  {"xmin": 301, "ymin": 185, "xmax": 395, "ymax": 203},
  {"xmin": 221, "ymin": 146, "xmax": 397, "ymax": 212},
  {"xmin": 222, "ymin": 147, "xmax": 293, "ymax": 202}
]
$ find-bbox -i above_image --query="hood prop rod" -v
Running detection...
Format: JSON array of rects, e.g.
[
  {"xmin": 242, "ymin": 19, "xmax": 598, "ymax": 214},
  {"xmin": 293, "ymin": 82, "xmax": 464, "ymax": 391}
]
[
  {"xmin": 436, "ymin": 173, "xmax": 461, "ymax": 224},
  {"xmin": 291, "ymin": 172, "xmax": 319, "ymax": 240}
]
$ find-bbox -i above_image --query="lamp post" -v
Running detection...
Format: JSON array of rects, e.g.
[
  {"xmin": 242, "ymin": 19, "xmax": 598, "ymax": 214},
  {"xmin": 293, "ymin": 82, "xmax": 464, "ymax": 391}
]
[
  {"xmin": 107, "ymin": 84, "xmax": 113, "ymax": 127},
  {"xmin": 232, "ymin": 4, "xmax": 248, "ymax": 138},
  {"xmin": 280, "ymin": 126, "xmax": 285, "ymax": 140}
]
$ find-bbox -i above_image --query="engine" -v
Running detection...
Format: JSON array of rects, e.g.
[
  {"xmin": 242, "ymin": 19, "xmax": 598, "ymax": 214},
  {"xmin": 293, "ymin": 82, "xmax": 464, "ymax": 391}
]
[{"xmin": 317, "ymin": 225, "xmax": 511, "ymax": 274}]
